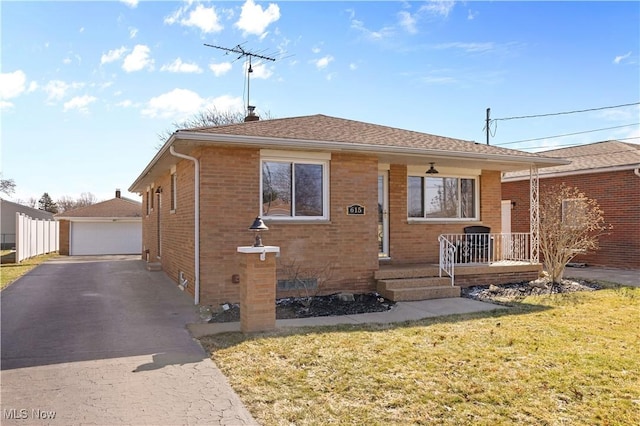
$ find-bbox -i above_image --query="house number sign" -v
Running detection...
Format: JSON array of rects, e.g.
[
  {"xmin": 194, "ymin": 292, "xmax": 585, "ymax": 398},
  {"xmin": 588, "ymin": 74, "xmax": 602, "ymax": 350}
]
[{"xmin": 347, "ymin": 204, "xmax": 365, "ymax": 215}]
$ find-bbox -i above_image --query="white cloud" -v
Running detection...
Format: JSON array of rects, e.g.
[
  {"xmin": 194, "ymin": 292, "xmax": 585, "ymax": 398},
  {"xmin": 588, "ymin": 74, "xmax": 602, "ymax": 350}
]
[
  {"xmin": 120, "ymin": 0, "xmax": 138, "ymax": 8},
  {"xmin": 209, "ymin": 62, "xmax": 233, "ymax": 76},
  {"xmin": 434, "ymin": 42, "xmax": 495, "ymax": 53},
  {"xmin": 161, "ymin": 58, "xmax": 203, "ymax": 73},
  {"xmin": 313, "ymin": 55, "xmax": 334, "ymax": 70},
  {"xmin": 166, "ymin": 3, "xmax": 223, "ymax": 34},
  {"xmin": 613, "ymin": 51, "xmax": 631, "ymax": 64},
  {"xmin": 0, "ymin": 70, "xmax": 27, "ymax": 100},
  {"xmin": 420, "ymin": 0, "xmax": 456, "ymax": 18},
  {"xmin": 235, "ymin": 0, "xmax": 280, "ymax": 37},
  {"xmin": 398, "ymin": 11, "xmax": 417, "ymax": 34},
  {"xmin": 116, "ymin": 100, "xmax": 134, "ymax": 108},
  {"xmin": 141, "ymin": 88, "xmax": 243, "ymax": 121},
  {"xmin": 101, "ymin": 46, "xmax": 128, "ymax": 64},
  {"xmin": 249, "ymin": 62, "xmax": 272, "ymax": 79},
  {"xmin": 43, "ymin": 80, "xmax": 84, "ymax": 102},
  {"xmin": 351, "ymin": 19, "xmax": 394, "ymax": 41},
  {"xmin": 467, "ymin": 9, "xmax": 478, "ymax": 20},
  {"xmin": 63, "ymin": 95, "xmax": 97, "ymax": 113},
  {"xmin": 311, "ymin": 46, "xmax": 321, "ymax": 54},
  {"xmin": 0, "ymin": 100, "xmax": 13, "ymax": 111},
  {"xmin": 122, "ymin": 44, "xmax": 153, "ymax": 72},
  {"xmin": 349, "ymin": 63, "xmax": 358, "ymax": 71},
  {"xmin": 28, "ymin": 81, "xmax": 38, "ymax": 92},
  {"xmin": 142, "ymin": 88, "xmax": 206, "ymax": 120},
  {"xmin": 129, "ymin": 27, "xmax": 138, "ymax": 39}
]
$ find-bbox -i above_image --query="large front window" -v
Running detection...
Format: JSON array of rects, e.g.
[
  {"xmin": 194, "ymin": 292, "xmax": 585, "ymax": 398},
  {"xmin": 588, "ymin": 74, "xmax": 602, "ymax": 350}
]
[
  {"xmin": 408, "ymin": 176, "xmax": 477, "ymax": 220},
  {"xmin": 261, "ymin": 158, "xmax": 328, "ymax": 219}
]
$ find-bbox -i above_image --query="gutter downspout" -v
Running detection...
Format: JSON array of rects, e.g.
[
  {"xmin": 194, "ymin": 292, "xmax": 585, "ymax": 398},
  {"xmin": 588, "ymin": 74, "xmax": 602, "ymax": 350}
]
[{"xmin": 169, "ymin": 146, "xmax": 200, "ymax": 305}]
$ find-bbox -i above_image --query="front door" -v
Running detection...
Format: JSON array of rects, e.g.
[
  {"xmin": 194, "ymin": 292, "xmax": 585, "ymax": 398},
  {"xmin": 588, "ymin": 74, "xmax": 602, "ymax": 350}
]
[{"xmin": 378, "ymin": 171, "xmax": 389, "ymax": 258}]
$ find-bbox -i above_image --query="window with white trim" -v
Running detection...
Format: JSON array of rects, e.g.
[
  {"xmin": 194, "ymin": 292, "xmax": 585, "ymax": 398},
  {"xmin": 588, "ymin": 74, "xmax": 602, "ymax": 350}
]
[
  {"xmin": 261, "ymin": 153, "xmax": 329, "ymax": 220},
  {"xmin": 562, "ymin": 198, "xmax": 587, "ymax": 228},
  {"xmin": 408, "ymin": 175, "xmax": 478, "ymax": 220},
  {"xmin": 170, "ymin": 169, "xmax": 177, "ymax": 212},
  {"xmin": 146, "ymin": 188, "xmax": 151, "ymax": 215}
]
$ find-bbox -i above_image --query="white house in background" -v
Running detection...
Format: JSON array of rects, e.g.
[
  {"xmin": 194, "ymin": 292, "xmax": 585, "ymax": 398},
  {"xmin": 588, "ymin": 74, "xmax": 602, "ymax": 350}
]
[
  {"xmin": 1, "ymin": 198, "xmax": 55, "ymax": 249},
  {"xmin": 55, "ymin": 190, "xmax": 142, "ymax": 256}
]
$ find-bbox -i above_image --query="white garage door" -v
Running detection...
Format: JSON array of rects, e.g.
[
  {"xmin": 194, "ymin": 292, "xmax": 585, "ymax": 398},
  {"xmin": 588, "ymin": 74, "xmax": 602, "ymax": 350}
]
[{"xmin": 70, "ymin": 221, "xmax": 141, "ymax": 255}]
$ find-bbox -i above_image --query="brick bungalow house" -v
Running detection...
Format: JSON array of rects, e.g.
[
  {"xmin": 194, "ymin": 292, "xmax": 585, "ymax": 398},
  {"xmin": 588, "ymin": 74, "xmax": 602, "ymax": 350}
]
[
  {"xmin": 129, "ymin": 114, "xmax": 567, "ymax": 306},
  {"xmin": 502, "ymin": 140, "xmax": 640, "ymax": 270}
]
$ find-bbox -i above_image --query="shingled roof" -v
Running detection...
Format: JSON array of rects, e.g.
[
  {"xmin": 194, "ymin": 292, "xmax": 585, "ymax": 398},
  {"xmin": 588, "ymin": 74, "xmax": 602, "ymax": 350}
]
[
  {"xmin": 131, "ymin": 114, "xmax": 569, "ymax": 193},
  {"xmin": 503, "ymin": 140, "xmax": 640, "ymax": 181},
  {"xmin": 180, "ymin": 114, "xmax": 545, "ymax": 159},
  {"xmin": 55, "ymin": 197, "xmax": 141, "ymax": 219}
]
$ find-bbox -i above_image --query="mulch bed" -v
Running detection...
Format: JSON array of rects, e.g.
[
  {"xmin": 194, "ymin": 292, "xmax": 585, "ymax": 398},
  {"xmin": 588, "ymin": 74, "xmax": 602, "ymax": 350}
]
[
  {"xmin": 209, "ymin": 292, "xmax": 395, "ymax": 323},
  {"xmin": 206, "ymin": 278, "xmax": 604, "ymax": 323}
]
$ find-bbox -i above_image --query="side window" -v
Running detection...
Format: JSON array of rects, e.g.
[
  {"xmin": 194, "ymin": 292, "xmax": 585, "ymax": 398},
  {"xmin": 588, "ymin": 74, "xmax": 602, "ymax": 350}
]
[{"xmin": 170, "ymin": 171, "xmax": 177, "ymax": 212}]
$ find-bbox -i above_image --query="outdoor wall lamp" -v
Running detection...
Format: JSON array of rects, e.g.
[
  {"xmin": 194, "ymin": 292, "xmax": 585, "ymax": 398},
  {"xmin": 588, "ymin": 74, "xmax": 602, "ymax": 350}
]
[
  {"xmin": 248, "ymin": 216, "xmax": 269, "ymax": 247},
  {"xmin": 155, "ymin": 187, "xmax": 162, "ymax": 194},
  {"xmin": 425, "ymin": 162, "xmax": 439, "ymax": 174}
]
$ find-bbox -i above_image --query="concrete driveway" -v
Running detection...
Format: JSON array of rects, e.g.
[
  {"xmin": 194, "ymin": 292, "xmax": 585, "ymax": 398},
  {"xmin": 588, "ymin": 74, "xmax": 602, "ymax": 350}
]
[{"xmin": 1, "ymin": 256, "xmax": 257, "ymax": 425}]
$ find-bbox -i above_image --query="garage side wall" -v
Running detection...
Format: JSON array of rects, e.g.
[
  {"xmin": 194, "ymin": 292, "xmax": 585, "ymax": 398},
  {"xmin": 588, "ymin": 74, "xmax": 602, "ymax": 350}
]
[{"xmin": 59, "ymin": 220, "xmax": 70, "ymax": 255}]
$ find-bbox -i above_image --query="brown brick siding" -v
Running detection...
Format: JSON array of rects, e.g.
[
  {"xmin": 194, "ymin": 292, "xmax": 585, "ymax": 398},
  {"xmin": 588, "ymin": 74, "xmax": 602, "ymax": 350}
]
[
  {"xmin": 142, "ymin": 145, "xmax": 510, "ymax": 306},
  {"xmin": 58, "ymin": 220, "xmax": 70, "ymax": 255},
  {"xmin": 388, "ymin": 167, "xmax": 502, "ymax": 265},
  {"xmin": 502, "ymin": 169, "xmax": 640, "ymax": 269}
]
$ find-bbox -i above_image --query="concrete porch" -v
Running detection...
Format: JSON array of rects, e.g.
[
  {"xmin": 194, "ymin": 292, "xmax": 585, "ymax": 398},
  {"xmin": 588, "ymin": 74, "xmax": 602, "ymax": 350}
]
[{"xmin": 376, "ymin": 261, "xmax": 543, "ymax": 302}]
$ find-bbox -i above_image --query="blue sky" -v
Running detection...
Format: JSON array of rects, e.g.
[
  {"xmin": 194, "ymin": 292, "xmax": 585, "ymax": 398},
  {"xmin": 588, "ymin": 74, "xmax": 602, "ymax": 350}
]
[{"xmin": 1, "ymin": 0, "xmax": 638, "ymax": 204}]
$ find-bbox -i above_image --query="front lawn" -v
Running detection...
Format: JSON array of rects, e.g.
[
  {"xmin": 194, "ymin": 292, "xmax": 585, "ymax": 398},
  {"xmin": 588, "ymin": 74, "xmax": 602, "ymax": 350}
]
[{"xmin": 201, "ymin": 287, "xmax": 639, "ymax": 425}]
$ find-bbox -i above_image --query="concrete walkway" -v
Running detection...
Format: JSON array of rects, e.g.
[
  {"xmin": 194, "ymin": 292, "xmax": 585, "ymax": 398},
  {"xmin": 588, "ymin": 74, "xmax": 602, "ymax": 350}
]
[
  {"xmin": 564, "ymin": 265, "xmax": 639, "ymax": 287},
  {"xmin": 190, "ymin": 297, "xmax": 505, "ymax": 337},
  {"xmin": 1, "ymin": 256, "xmax": 257, "ymax": 426}
]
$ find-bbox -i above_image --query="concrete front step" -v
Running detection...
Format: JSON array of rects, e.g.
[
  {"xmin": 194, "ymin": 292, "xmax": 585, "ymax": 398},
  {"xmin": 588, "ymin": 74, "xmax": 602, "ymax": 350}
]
[
  {"xmin": 378, "ymin": 276, "xmax": 452, "ymax": 290},
  {"xmin": 378, "ymin": 285, "xmax": 461, "ymax": 302},
  {"xmin": 146, "ymin": 262, "xmax": 162, "ymax": 271},
  {"xmin": 375, "ymin": 265, "xmax": 440, "ymax": 280}
]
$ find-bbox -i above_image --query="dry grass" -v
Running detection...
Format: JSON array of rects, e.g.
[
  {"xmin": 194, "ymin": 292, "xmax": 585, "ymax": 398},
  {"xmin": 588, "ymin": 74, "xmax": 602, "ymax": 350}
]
[
  {"xmin": 0, "ymin": 252, "xmax": 59, "ymax": 290},
  {"xmin": 201, "ymin": 288, "xmax": 640, "ymax": 425}
]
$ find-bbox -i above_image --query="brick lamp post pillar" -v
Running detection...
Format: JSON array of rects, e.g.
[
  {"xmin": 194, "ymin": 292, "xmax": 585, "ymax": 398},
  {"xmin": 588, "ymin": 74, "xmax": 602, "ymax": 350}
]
[{"xmin": 236, "ymin": 246, "xmax": 280, "ymax": 333}]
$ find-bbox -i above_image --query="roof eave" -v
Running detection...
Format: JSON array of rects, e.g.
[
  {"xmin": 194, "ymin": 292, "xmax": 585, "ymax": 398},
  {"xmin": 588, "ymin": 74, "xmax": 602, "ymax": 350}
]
[{"xmin": 129, "ymin": 131, "xmax": 569, "ymax": 192}]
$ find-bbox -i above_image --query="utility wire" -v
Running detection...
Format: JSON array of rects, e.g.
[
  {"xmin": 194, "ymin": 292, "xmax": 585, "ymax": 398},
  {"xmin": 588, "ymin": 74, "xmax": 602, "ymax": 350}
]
[
  {"xmin": 492, "ymin": 101, "xmax": 640, "ymax": 122},
  {"xmin": 495, "ymin": 123, "xmax": 640, "ymax": 146},
  {"xmin": 518, "ymin": 136, "xmax": 640, "ymax": 152}
]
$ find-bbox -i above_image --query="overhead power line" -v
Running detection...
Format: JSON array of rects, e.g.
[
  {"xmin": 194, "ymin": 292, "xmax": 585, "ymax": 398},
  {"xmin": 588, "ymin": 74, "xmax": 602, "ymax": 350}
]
[
  {"xmin": 495, "ymin": 123, "xmax": 640, "ymax": 146},
  {"xmin": 493, "ymin": 101, "xmax": 640, "ymax": 122},
  {"xmin": 520, "ymin": 135, "xmax": 640, "ymax": 152}
]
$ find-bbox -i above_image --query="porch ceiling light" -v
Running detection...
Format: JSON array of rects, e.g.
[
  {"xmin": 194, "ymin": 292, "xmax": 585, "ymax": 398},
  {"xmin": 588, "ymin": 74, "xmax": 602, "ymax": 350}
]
[
  {"xmin": 426, "ymin": 162, "xmax": 439, "ymax": 174},
  {"xmin": 249, "ymin": 216, "xmax": 269, "ymax": 247}
]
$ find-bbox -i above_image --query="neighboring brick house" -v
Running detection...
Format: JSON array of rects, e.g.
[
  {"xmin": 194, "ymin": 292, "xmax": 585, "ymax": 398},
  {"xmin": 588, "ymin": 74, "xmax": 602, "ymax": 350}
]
[
  {"xmin": 56, "ymin": 190, "xmax": 142, "ymax": 256},
  {"xmin": 129, "ymin": 114, "xmax": 566, "ymax": 306},
  {"xmin": 502, "ymin": 140, "xmax": 640, "ymax": 270}
]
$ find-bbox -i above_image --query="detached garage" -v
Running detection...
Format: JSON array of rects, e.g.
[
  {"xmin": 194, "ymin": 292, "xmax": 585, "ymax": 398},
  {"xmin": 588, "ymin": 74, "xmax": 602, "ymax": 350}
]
[{"xmin": 56, "ymin": 190, "xmax": 142, "ymax": 256}]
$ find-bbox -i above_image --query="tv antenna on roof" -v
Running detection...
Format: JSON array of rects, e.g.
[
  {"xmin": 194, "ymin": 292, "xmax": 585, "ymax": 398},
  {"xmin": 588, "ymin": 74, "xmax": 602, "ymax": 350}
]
[{"xmin": 204, "ymin": 43, "xmax": 276, "ymax": 115}]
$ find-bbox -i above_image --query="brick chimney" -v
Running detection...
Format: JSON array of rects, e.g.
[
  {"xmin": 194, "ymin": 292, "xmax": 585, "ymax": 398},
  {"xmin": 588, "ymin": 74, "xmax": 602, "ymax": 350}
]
[
  {"xmin": 115, "ymin": 189, "xmax": 121, "ymax": 198},
  {"xmin": 244, "ymin": 105, "xmax": 259, "ymax": 122}
]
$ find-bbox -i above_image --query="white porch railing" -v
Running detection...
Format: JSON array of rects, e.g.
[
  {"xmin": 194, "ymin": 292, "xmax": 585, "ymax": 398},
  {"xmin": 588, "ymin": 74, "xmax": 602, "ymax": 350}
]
[
  {"xmin": 438, "ymin": 235, "xmax": 456, "ymax": 286},
  {"xmin": 438, "ymin": 233, "xmax": 532, "ymax": 281}
]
